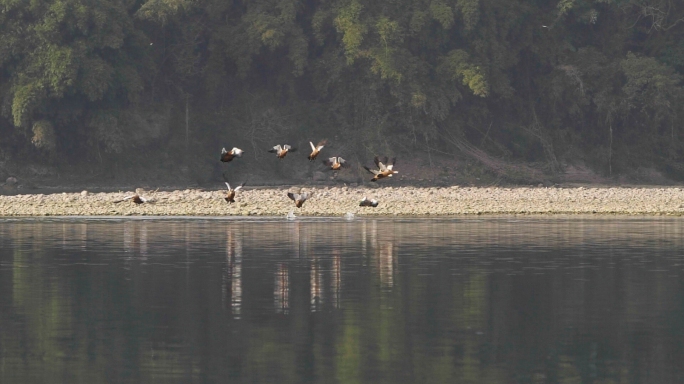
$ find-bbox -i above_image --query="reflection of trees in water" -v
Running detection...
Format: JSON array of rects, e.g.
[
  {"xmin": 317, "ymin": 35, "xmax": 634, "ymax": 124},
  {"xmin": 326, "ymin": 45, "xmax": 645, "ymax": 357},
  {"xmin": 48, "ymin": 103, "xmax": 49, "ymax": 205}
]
[{"xmin": 2, "ymin": 220, "xmax": 684, "ymax": 382}]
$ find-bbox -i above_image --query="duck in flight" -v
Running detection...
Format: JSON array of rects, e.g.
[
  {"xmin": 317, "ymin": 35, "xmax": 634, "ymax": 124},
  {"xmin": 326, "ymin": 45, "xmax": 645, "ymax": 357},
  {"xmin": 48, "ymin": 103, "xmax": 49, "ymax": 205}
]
[
  {"xmin": 269, "ymin": 144, "xmax": 296, "ymax": 159},
  {"xmin": 220, "ymin": 147, "xmax": 244, "ymax": 162},
  {"xmin": 307, "ymin": 140, "xmax": 327, "ymax": 161},
  {"xmin": 224, "ymin": 181, "xmax": 245, "ymax": 203},
  {"xmin": 323, "ymin": 156, "xmax": 346, "ymax": 170},
  {"xmin": 287, "ymin": 190, "xmax": 310, "ymax": 208},
  {"xmin": 359, "ymin": 196, "xmax": 379, "ymax": 207},
  {"xmin": 363, "ymin": 156, "xmax": 398, "ymax": 182}
]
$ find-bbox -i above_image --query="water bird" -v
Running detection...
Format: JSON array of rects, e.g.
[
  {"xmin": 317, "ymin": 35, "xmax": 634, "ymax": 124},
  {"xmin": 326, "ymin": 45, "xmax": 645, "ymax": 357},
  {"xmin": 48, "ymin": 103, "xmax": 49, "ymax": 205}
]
[
  {"xmin": 269, "ymin": 144, "xmax": 296, "ymax": 159},
  {"xmin": 308, "ymin": 140, "xmax": 327, "ymax": 161},
  {"xmin": 115, "ymin": 194, "xmax": 151, "ymax": 204},
  {"xmin": 323, "ymin": 156, "xmax": 346, "ymax": 170},
  {"xmin": 344, "ymin": 212, "xmax": 355, "ymax": 220},
  {"xmin": 220, "ymin": 147, "xmax": 244, "ymax": 162},
  {"xmin": 286, "ymin": 210, "xmax": 296, "ymax": 220},
  {"xmin": 287, "ymin": 190, "xmax": 310, "ymax": 208},
  {"xmin": 363, "ymin": 156, "xmax": 398, "ymax": 182},
  {"xmin": 224, "ymin": 181, "xmax": 245, "ymax": 203},
  {"xmin": 359, "ymin": 196, "xmax": 379, "ymax": 207}
]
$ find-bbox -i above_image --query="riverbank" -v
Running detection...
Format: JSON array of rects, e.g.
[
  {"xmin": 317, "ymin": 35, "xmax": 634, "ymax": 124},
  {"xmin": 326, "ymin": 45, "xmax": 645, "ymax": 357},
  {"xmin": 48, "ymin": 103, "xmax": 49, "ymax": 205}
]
[{"xmin": 1, "ymin": 186, "xmax": 684, "ymax": 216}]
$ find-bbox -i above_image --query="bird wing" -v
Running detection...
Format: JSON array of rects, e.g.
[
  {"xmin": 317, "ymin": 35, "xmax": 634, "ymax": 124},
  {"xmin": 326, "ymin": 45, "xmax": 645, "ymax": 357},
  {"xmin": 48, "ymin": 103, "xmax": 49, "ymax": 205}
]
[
  {"xmin": 363, "ymin": 166, "xmax": 379, "ymax": 175},
  {"xmin": 338, "ymin": 157, "xmax": 346, "ymax": 164},
  {"xmin": 387, "ymin": 157, "xmax": 396, "ymax": 170},
  {"xmin": 309, "ymin": 141, "xmax": 316, "ymax": 151},
  {"xmin": 232, "ymin": 147, "xmax": 243, "ymax": 157},
  {"xmin": 373, "ymin": 156, "xmax": 381, "ymax": 168},
  {"xmin": 283, "ymin": 144, "xmax": 291, "ymax": 151},
  {"xmin": 235, "ymin": 182, "xmax": 245, "ymax": 191},
  {"xmin": 114, "ymin": 195, "xmax": 135, "ymax": 203},
  {"xmin": 221, "ymin": 147, "xmax": 227, "ymax": 154},
  {"xmin": 225, "ymin": 182, "xmax": 231, "ymax": 190},
  {"xmin": 300, "ymin": 192, "xmax": 309, "ymax": 201},
  {"xmin": 377, "ymin": 161, "xmax": 388, "ymax": 172},
  {"xmin": 316, "ymin": 140, "xmax": 326, "ymax": 150},
  {"xmin": 287, "ymin": 192, "xmax": 297, "ymax": 201},
  {"xmin": 269, "ymin": 145, "xmax": 281, "ymax": 153}
]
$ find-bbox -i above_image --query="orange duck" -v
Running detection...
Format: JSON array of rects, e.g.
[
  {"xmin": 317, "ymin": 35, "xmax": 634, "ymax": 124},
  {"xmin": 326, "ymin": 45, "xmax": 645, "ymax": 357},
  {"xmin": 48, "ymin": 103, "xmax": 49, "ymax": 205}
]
[
  {"xmin": 224, "ymin": 181, "xmax": 245, "ymax": 203},
  {"xmin": 287, "ymin": 190, "xmax": 310, "ymax": 208},
  {"xmin": 220, "ymin": 147, "xmax": 244, "ymax": 162},
  {"xmin": 363, "ymin": 156, "xmax": 398, "ymax": 182},
  {"xmin": 323, "ymin": 156, "xmax": 346, "ymax": 170},
  {"xmin": 307, "ymin": 140, "xmax": 327, "ymax": 161},
  {"xmin": 269, "ymin": 145, "xmax": 296, "ymax": 159}
]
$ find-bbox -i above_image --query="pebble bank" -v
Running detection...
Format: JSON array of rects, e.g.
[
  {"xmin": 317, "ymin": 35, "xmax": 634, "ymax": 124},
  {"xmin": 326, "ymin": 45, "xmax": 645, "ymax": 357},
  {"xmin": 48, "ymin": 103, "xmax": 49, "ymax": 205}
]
[{"xmin": 1, "ymin": 186, "xmax": 684, "ymax": 216}]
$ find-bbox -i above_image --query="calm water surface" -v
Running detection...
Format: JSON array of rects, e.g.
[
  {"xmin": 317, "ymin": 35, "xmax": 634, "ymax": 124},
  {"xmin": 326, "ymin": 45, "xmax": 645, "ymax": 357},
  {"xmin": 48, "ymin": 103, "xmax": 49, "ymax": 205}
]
[{"xmin": 1, "ymin": 216, "xmax": 684, "ymax": 383}]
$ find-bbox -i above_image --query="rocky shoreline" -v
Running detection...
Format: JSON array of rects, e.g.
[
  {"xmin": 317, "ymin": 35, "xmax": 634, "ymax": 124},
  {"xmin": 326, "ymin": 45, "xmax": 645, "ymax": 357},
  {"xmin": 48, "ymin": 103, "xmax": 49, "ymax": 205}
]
[{"xmin": 1, "ymin": 186, "xmax": 684, "ymax": 216}]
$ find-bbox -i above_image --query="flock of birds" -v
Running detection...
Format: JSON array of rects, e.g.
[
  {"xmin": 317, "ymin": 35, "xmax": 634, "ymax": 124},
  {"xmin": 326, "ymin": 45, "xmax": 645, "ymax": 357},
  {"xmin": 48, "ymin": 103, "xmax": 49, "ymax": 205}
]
[{"xmin": 119, "ymin": 140, "xmax": 398, "ymax": 210}]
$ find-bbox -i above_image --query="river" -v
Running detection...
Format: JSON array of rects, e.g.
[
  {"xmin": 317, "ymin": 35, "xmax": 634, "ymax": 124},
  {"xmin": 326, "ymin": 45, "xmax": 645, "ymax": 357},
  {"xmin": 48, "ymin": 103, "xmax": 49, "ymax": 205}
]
[{"xmin": 0, "ymin": 216, "xmax": 683, "ymax": 383}]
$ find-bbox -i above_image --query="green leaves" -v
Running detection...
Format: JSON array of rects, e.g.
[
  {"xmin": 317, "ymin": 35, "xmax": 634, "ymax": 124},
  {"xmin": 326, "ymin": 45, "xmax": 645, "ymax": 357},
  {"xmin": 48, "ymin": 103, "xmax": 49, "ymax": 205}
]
[
  {"xmin": 456, "ymin": 0, "xmax": 480, "ymax": 30},
  {"xmin": 1, "ymin": 0, "xmax": 143, "ymax": 132},
  {"xmin": 11, "ymin": 81, "xmax": 45, "ymax": 128},
  {"xmin": 0, "ymin": 0, "xmax": 683, "ymax": 175},
  {"xmin": 44, "ymin": 45, "xmax": 78, "ymax": 97},
  {"xmin": 135, "ymin": 0, "xmax": 195, "ymax": 24},
  {"xmin": 438, "ymin": 50, "xmax": 489, "ymax": 97},
  {"xmin": 78, "ymin": 57, "xmax": 114, "ymax": 102},
  {"xmin": 334, "ymin": 0, "xmax": 366, "ymax": 64},
  {"xmin": 429, "ymin": 0, "xmax": 454, "ymax": 30},
  {"xmin": 620, "ymin": 52, "xmax": 683, "ymax": 124}
]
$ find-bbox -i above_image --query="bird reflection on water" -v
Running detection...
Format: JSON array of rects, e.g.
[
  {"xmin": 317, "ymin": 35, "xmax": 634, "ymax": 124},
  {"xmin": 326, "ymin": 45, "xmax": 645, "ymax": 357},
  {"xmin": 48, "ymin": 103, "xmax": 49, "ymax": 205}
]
[{"xmin": 222, "ymin": 229, "xmax": 243, "ymax": 319}]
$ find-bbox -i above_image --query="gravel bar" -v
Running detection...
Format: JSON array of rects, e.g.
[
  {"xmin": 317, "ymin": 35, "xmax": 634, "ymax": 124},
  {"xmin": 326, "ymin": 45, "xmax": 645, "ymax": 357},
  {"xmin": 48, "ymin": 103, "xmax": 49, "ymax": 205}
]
[{"xmin": 1, "ymin": 186, "xmax": 684, "ymax": 216}]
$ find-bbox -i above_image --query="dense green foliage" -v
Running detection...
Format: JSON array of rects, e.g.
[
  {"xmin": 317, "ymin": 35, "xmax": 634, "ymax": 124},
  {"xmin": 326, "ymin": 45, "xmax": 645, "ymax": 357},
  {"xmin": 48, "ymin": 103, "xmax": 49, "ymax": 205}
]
[{"xmin": 2, "ymin": 0, "xmax": 684, "ymax": 180}]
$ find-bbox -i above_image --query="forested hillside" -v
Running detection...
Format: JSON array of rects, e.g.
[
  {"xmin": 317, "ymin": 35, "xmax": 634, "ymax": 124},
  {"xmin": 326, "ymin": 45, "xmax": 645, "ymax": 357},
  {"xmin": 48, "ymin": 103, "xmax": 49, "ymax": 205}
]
[{"xmin": 1, "ymin": 0, "xmax": 684, "ymax": 185}]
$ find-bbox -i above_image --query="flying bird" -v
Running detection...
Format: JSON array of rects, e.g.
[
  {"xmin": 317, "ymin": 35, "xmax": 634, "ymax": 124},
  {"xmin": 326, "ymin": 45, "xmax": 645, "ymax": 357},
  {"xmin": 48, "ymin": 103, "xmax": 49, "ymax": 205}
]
[
  {"xmin": 359, "ymin": 196, "xmax": 379, "ymax": 207},
  {"xmin": 307, "ymin": 140, "xmax": 327, "ymax": 161},
  {"xmin": 220, "ymin": 147, "xmax": 244, "ymax": 162},
  {"xmin": 287, "ymin": 190, "xmax": 310, "ymax": 208},
  {"xmin": 269, "ymin": 144, "xmax": 296, "ymax": 159},
  {"xmin": 323, "ymin": 156, "xmax": 346, "ymax": 170},
  {"xmin": 363, "ymin": 156, "xmax": 398, "ymax": 182},
  {"xmin": 224, "ymin": 181, "xmax": 245, "ymax": 203}
]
